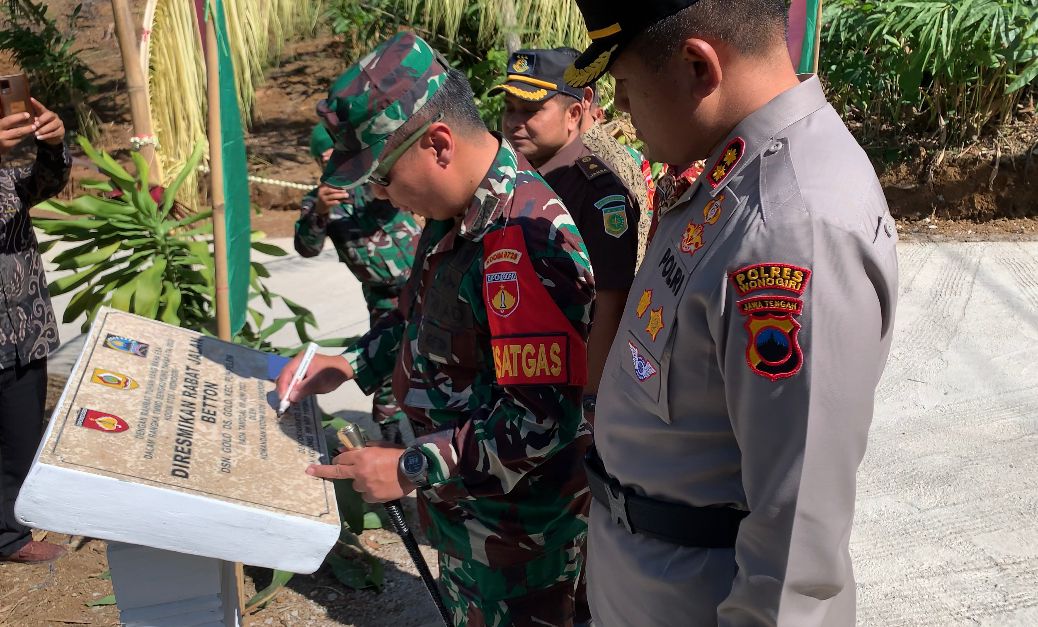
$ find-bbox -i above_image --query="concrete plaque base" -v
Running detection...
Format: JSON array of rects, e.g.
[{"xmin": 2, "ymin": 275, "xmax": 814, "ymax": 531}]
[{"xmin": 107, "ymin": 543, "xmax": 242, "ymax": 627}]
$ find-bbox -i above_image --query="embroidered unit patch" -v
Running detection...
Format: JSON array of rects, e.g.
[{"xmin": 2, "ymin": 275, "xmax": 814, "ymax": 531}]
[
  {"xmin": 484, "ymin": 248, "xmax": 522, "ymax": 268},
  {"xmin": 703, "ymin": 194, "xmax": 724, "ymax": 225},
  {"xmin": 628, "ymin": 341, "xmax": 658, "ymax": 382},
  {"xmin": 707, "ymin": 137, "xmax": 746, "ymax": 189},
  {"xmin": 730, "ymin": 263, "xmax": 811, "ymax": 297},
  {"xmin": 512, "ymin": 54, "xmax": 530, "ymax": 73},
  {"xmin": 645, "ymin": 307, "xmax": 665, "ymax": 342},
  {"xmin": 680, "ymin": 222, "xmax": 705, "ymax": 255},
  {"xmin": 491, "ymin": 335, "xmax": 569, "ymax": 385},
  {"xmin": 486, "ymin": 271, "xmax": 520, "ymax": 317},
  {"xmin": 732, "ymin": 294, "xmax": 809, "ymax": 380},
  {"xmin": 595, "ymin": 194, "xmax": 629, "ymax": 238},
  {"xmin": 636, "ymin": 289, "xmax": 652, "ymax": 318}
]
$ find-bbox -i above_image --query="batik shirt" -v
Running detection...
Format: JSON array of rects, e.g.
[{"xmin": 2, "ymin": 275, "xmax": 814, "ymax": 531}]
[
  {"xmin": 0, "ymin": 141, "xmax": 70, "ymax": 369},
  {"xmin": 343, "ymin": 138, "xmax": 595, "ymax": 567}
]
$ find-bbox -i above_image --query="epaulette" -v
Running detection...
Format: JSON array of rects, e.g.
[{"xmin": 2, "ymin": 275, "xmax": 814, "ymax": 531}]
[{"xmin": 576, "ymin": 155, "xmax": 612, "ymax": 181}]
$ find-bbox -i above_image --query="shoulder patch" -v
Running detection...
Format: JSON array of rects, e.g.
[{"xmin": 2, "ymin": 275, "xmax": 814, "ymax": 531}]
[
  {"xmin": 730, "ymin": 265, "xmax": 812, "ymax": 381},
  {"xmin": 594, "ymin": 194, "xmax": 629, "ymax": 238},
  {"xmin": 730, "ymin": 263, "xmax": 811, "ymax": 297},
  {"xmin": 707, "ymin": 137, "xmax": 746, "ymax": 189},
  {"xmin": 576, "ymin": 155, "xmax": 611, "ymax": 181}
]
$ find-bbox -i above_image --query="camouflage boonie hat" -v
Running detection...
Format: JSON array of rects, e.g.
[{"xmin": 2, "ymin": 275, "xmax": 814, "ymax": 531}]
[{"xmin": 317, "ymin": 31, "xmax": 450, "ymax": 189}]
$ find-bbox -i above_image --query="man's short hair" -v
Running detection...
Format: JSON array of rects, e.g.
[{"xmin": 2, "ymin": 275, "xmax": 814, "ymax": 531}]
[
  {"xmin": 391, "ymin": 68, "xmax": 486, "ymax": 145},
  {"xmin": 634, "ymin": 0, "xmax": 788, "ymax": 72}
]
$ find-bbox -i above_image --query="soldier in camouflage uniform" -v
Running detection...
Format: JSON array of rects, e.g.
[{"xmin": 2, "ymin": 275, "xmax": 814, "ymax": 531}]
[
  {"xmin": 294, "ymin": 125, "xmax": 421, "ymax": 442},
  {"xmin": 276, "ymin": 32, "xmax": 595, "ymax": 626}
]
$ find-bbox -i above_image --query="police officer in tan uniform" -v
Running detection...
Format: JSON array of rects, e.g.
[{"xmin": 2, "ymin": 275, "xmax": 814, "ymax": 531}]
[
  {"xmin": 493, "ymin": 48, "xmax": 641, "ymax": 415},
  {"xmin": 564, "ymin": 1, "xmax": 899, "ymax": 625}
]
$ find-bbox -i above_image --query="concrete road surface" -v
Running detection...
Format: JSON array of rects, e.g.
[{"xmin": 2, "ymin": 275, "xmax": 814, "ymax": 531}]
[{"xmin": 43, "ymin": 237, "xmax": 1038, "ymax": 625}]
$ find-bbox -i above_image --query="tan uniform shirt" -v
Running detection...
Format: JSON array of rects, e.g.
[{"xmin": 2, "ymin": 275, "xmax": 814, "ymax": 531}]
[{"xmin": 588, "ymin": 76, "xmax": 899, "ymax": 626}]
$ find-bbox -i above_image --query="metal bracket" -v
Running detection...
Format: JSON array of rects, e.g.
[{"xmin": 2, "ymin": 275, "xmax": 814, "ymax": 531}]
[{"xmin": 606, "ymin": 483, "xmax": 633, "ymax": 534}]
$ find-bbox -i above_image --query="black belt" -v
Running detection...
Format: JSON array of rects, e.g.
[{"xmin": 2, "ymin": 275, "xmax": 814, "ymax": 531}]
[{"xmin": 584, "ymin": 447, "xmax": 748, "ymax": 548}]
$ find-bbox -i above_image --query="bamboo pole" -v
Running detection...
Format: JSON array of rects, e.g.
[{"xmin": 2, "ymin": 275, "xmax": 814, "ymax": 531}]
[
  {"xmin": 812, "ymin": 0, "xmax": 824, "ymax": 75},
  {"xmin": 110, "ymin": 0, "xmax": 163, "ymax": 184},
  {"xmin": 205, "ymin": 4, "xmax": 245, "ymax": 619},
  {"xmin": 205, "ymin": 3, "xmax": 232, "ymax": 342}
]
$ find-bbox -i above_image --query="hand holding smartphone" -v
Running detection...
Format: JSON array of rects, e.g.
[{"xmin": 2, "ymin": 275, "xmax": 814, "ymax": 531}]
[{"xmin": 0, "ymin": 74, "xmax": 32, "ymax": 119}]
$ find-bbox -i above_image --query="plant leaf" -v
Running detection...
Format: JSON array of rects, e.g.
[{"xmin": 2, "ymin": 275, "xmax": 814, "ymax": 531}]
[
  {"xmin": 244, "ymin": 569, "xmax": 294, "ymax": 612},
  {"xmin": 251, "ymin": 241, "xmax": 288, "ymax": 257},
  {"xmin": 85, "ymin": 594, "xmax": 116, "ymax": 607},
  {"xmin": 133, "ymin": 260, "xmax": 167, "ymax": 319}
]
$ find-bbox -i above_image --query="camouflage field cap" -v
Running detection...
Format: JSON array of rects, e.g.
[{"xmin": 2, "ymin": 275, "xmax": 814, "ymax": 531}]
[{"xmin": 317, "ymin": 32, "xmax": 450, "ymax": 189}]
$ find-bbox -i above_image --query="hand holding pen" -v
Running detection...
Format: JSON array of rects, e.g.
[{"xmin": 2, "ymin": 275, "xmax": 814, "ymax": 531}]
[{"xmin": 274, "ymin": 344, "xmax": 356, "ymax": 416}]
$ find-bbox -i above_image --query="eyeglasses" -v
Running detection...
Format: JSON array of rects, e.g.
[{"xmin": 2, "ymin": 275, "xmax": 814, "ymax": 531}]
[{"xmin": 368, "ymin": 113, "xmax": 443, "ymax": 187}]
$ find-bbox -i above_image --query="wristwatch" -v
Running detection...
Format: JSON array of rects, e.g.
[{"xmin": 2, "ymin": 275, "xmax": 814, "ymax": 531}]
[{"xmin": 399, "ymin": 446, "xmax": 430, "ymax": 488}]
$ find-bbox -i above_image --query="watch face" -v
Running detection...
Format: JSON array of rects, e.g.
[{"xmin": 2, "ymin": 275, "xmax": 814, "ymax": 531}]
[{"xmin": 403, "ymin": 450, "xmax": 425, "ymax": 474}]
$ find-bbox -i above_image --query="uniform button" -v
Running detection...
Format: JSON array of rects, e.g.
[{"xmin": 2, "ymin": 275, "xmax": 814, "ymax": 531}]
[{"xmin": 767, "ymin": 141, "xmax": 783, "ymax": 154}]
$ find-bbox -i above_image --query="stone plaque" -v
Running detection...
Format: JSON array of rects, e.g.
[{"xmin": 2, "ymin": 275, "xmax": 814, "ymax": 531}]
[{"xmin": 17, "ymin": 309, "xmax": 340, "ymax": 573}]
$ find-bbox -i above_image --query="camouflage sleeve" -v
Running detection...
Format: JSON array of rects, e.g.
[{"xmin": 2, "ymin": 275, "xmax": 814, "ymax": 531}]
[
  {"xmin": 294, "ymin": 189, "xmax": 328, "ymax": 258},
  {"xmin": 414, "ymin": 213, "xmax": 595, "ymax": 501},
  {"xmin": 16, "ymin": 140, "xmax": 70, "ymax": 207},
  {"xmin": 342, "ymin": 308, "xmax": 406, "ymax": 394}
]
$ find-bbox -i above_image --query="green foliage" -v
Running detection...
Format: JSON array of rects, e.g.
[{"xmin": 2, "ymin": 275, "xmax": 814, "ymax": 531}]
[
  {"xmin": 320, "ymin": 1, "xmax": 594, "ymax": 128},
  {"xmin": 245, "ymin": 568, "xmax": 295, "ymax": 611},
  {"xmin": 35, "ymin": 137, "xmax": 320, "ymax": 351},
  {"xmin": 0, "ymin": 0, "xmax": 97, "ymax": 136},
  {"xmin": 821, "ymin": 0, "xmax": 1038, "ymax": 145},
  {"xmin": 85, "ymin": 594, "xmax": 116, "ymax": 607}
]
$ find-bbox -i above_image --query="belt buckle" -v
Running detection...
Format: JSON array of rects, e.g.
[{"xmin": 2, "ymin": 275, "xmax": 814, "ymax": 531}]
[{"xmin": 606, "ymin": 481, "xmax": 633, "ymax": 534}]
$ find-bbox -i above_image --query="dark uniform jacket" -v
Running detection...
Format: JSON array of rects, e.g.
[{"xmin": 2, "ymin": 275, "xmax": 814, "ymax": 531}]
[{"xmin": 540, "ymin": 138, "xmax": 640, "ymax": 292}]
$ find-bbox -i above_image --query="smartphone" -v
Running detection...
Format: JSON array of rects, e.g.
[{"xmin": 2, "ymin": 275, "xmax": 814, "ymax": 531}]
[{"xmin": 0, "ymin": 73, "xmax": 32, "ymax": 118}]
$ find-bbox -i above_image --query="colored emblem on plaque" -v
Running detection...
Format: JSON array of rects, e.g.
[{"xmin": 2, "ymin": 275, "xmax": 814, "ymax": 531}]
[
  {"xmin": 704, "ymin": 194, "xmax": 724, "ymax": 225},
  {"xmin": 680, "ymin": 222, "xmax": 705, "ymax": 255},
  {"xmin": 595, "ymin": 195, "xmax": 629, "ymax": 238},
  {"xmin": 486, "ymin": 271, "xmax": 520, "ymax": 318},
  {"xmin": 75, "ymin": 408, "xmax": 130, "ymax": 433},
  {"xmin": 636, "ymin": 289, "xmax": 652, "ymax": 318},
  {"xmin": 90, "ymin": 368, "xmax": 139, "ymax": 390},
  {"xmin": 645, "ymin": 307, "xmax": 665, "ymax": 342},
  {"xmin": 103, "ymin": 334, "xmax": 149, "ymax": 358},
  {"xmin": 628, "ymin": 341, "xmax": 658, "ymax": 382}
]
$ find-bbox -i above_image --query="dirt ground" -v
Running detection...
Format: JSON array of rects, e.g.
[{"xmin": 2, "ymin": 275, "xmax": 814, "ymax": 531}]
[{"xmin": 1, "ymin": 2, "xmax": 1036, "ymax": 626}]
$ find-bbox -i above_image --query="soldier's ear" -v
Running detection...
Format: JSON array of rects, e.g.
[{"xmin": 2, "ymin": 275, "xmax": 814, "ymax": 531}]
[{"xmin": 426, "ymin": 122, "xmax": 454, "ymax": 167}]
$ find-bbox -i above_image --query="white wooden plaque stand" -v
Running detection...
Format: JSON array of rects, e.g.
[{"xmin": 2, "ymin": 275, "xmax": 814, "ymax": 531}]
[{"xmin": 16, "ymin": 309, "xmax": 340, "ymax": 626}]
